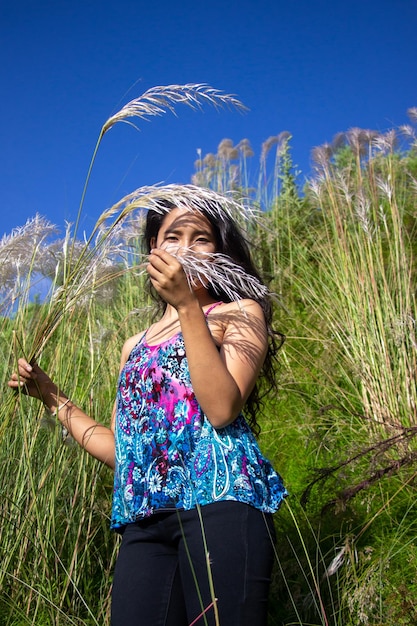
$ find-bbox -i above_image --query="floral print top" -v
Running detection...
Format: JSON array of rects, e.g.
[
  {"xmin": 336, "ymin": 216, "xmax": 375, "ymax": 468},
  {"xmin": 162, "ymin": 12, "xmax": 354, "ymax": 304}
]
[{"xmin": 111, "ymin": 314, "xmax": 287, "ymax": 529}]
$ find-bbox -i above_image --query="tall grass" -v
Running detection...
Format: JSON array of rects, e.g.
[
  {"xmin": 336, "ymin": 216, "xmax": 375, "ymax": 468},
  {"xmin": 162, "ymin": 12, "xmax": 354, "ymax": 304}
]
[
  {"xmin": 193, "ymin": 121, "xmax": 417, "ymax": 623},
  {"xmin": 304, "ymin": 136, "xmax": 416, "ymax": 434},
  {"xmin": 262, "ymin": 125, "xmax": 417, "ymax": 624},
  {"xmin": 1, "ymin": 90, "xmax": 417, "ymax": 624}
]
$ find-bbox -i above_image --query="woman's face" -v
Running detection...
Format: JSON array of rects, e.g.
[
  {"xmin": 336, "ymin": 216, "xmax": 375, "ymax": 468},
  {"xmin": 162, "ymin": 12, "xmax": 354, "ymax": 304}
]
[{"xmin": 151, "ymin": 207, "xmax": 217, "ymax": 256}]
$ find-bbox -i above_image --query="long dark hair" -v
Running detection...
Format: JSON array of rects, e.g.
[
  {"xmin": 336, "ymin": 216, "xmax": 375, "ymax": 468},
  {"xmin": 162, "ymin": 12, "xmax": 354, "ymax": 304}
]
[{"xmin": 143, "ymin": 202, "xmax": 284, "ymax": 435}]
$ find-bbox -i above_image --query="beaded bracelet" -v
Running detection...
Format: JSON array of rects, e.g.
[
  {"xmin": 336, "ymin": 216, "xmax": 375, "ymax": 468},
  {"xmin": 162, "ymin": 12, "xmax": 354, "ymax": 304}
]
[{"xmin": 51, "ymin": 398, "xmax": 71, "ymax": 417}]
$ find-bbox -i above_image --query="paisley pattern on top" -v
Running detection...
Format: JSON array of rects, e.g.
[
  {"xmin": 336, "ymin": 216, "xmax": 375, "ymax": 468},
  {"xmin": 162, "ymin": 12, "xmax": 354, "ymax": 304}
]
[{"xmin": 111, "ymin": 327, "xmax": 287, "ymax": 529}]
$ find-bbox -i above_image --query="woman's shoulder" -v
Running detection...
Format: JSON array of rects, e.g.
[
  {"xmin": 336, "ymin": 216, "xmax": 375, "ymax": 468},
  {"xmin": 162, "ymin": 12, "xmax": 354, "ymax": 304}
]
[
  {"xmin": 211, "ymin": 299, "xmax": 264, "ymax": 318},
  {"xmin": 119, "ymin": 331, "xmax": 146, "ymax": 367},
  {"xmin": 207, "ymin": 300, "xmax": 266, "ymax": 344}
]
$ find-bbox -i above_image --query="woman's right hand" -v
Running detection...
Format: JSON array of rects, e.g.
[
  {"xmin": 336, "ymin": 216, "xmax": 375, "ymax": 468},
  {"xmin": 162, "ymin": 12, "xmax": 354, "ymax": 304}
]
[
  {"xmin": 8, "ymin": 358, "xmax": 116, "ymax": 468},
  {"xmin": 8, "ymin": 358, "xmax": 53, "ymax": 401}
]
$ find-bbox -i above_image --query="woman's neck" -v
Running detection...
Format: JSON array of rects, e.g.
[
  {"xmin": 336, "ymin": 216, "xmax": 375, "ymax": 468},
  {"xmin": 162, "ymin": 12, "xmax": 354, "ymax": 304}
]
[
  {"xmin": 147, "ymin": 295, "xmax": 220, "ymax": 346},
  {"xmin": 162, "ymin": 290, "xmax": 218, "ymax": 320}
]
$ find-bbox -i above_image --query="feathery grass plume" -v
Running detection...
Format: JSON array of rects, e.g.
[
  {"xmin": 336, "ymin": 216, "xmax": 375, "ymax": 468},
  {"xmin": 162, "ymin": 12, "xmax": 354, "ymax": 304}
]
[
  {"xmin": 217, "ymin": 138, "xmax": 239, "ymax": 160},
  {"xmin": 312, "ymin": 130, "xmax": 383, "ymax": 178},
  {"xmin": 0, "ymin": 215, "xmax": 59, "ymax": 315},
  {"xmin": 203, "ymin": 152, "xmax": 217, "ymax": 168},
  {"xmin": 170, "ymin": 249, "xmax": 273, "ymax": 302},
  {"xmin": 101, "ymin": 83, "xmax": 247, "ymax": 135},
  {"xmin": 372, "ymin": 129, "xmax": 398, "ymax": 155},
  {"xmin": 94, "ymin": 183, "xmax": 259, "ymax": 232},
  {"xmin": 0, "ymin": 214, "xmax": 58, "ymax": 289},
  {"xmin": 331, "ymin": 131, "xmax": 347, "ymax": 153},
  {"xmin": 75, "ymin": 83, "xmax": 247, "ymax": 246},
  {"xmin": 261, "ymin": 135, "xmax": 279, "ymax": 165},
  {"xmin": 237, "ymin": 138, "xmax": 254, "ymax": 158},
  {"xmin": 16, "ymin": 222, "xmax": 125, "ymax": 360},
  {"xmin": 257, "ymin": 131, "xmax": 292, "ymax": 208},
  {"xmin": 236, "ymin": 138, "xmax": 254, "ymax": 197},
  {"xmin": 399, "ymin": 124, "xmax": 416, "ymax": 143},
  {"xmin": 407, "ymin": 107, "xmax": 417, "ymax": 123},
  {"xmin": 311, "ymin": 143, "xmax": 333, "ymax": 171},
  {"xmin": 191, "ymin": 152, "xmax": 218, "ymax": 188},
  {"xmin": 260, "ymin": 132, "xmax": 291, "ymax": 166},
  {"xmin": 346, "ymin": 128, "xmax": 379, "ymax": 158}
]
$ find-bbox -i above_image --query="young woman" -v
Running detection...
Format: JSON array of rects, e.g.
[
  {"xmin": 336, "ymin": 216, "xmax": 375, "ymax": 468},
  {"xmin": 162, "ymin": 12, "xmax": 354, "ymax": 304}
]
[{"xmin": 8, "ymin": 200, "xmax": 287, "ymax": 626}]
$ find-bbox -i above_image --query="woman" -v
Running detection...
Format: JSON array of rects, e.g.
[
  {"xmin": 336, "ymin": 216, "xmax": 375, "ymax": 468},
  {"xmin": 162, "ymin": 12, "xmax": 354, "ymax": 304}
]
[{"xmin": 9, "ymin": 200, "xmax": 287, "ymax": 625}]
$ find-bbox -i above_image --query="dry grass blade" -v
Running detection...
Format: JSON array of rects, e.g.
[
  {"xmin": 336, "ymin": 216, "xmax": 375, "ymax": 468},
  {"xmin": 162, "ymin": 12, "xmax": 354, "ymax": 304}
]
[
  {"xmin": 101, "ymin": 83, "xmax": 247, "ymax": 135},
  {"xmin": 94, "ymin": 183, "xmax": 260, "ymax": 234},
  {"xmin": 176, "ymin": 251, "xmax": 272, "ymax": 302}
]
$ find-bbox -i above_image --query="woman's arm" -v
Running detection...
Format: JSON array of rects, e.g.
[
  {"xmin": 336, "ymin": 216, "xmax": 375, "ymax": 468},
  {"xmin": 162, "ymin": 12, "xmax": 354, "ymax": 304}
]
[
  {"xmin": 147, "ymin": 248, "xmax": 267, "ymax": 428},
  {"xmin": 8, "ymin": 358, "xmax": 117, "ymax": 468},
  {"xmin": 178, "ymin": 298, "xmax": 267, "ymax": 428}
]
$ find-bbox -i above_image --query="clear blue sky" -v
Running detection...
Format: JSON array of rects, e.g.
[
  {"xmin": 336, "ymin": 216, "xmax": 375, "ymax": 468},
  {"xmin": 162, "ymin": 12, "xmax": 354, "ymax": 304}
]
[{"xmin": 1, "ymin": 0, "xmax": 416, "ymax": 237}]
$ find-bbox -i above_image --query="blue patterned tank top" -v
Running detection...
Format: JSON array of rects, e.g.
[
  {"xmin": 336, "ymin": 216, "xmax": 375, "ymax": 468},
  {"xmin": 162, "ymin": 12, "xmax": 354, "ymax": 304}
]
[{"xmin": 111, "ymin": 311, "xmax": 287, "ymax": 529}]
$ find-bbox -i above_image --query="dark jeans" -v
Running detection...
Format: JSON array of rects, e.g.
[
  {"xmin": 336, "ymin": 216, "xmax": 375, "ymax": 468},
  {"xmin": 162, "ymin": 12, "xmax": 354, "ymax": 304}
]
[{"xmin": 111, "ymin": 501, "xmax": 276, "ymax": 626}]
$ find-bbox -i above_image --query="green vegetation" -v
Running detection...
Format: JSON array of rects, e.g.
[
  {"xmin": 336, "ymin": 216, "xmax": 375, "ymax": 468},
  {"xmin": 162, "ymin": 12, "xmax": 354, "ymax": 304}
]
[{"xmin": 1, "ymin": 90, "xmax": 416, "ymax": 624}]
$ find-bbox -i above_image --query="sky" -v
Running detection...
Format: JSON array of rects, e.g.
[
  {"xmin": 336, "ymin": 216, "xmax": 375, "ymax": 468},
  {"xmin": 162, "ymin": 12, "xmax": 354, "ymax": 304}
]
[{"xmin": 1, "ymin": 0, "xmax": 417, "ymax": 238}]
